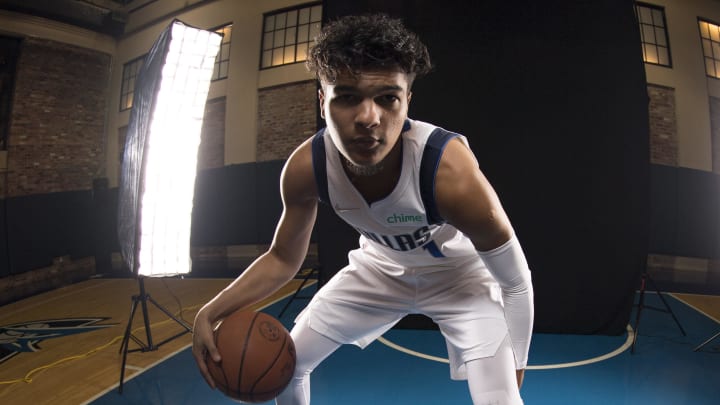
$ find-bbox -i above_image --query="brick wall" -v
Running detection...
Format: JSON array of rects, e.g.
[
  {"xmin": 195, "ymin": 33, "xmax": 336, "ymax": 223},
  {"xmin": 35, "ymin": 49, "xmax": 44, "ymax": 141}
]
[
  {"xmin": 7, "ymin": 38, "xmax": 111, "ymax": 197},
  {"xmin": 647, "ymin": 83, "xmax": 678, "ymax": 166},
  {"xmin": 257, "ymin": 80, "xmax": 317, "ymax": 161},
  {"xmin": 198, "ymin": 96, "xmax": 226, "ymax": 170}
]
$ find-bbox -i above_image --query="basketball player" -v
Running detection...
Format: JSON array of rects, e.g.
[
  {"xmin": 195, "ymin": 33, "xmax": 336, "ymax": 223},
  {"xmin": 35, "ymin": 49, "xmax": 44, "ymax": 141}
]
[{"xmin": 193, "ymin": 14, "xmax": 534, "ymax": 405}]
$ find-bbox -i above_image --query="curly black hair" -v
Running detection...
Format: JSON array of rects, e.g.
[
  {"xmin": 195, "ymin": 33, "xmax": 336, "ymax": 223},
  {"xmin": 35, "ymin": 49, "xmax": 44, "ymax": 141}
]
[{"xmin": 306, "ymin": 14, "xmax": 432, "ymax": 84}]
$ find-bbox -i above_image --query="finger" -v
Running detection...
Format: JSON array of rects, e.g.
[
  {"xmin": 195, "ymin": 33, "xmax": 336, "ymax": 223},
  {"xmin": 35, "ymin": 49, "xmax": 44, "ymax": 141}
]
[
  {"xmin": 193, "ymin": 347, "xmax": 217, "ymax": 389},
  {"xmin": 206, "ymin": 341, "xmax": 222, "ymax": 363},
  {"xmin": 193, "ymin": 352, "xmax": 216, "ymax": 389},
  {"xmin": 201, "ymin": 352, "xmax": 218, "ymax": 389}
]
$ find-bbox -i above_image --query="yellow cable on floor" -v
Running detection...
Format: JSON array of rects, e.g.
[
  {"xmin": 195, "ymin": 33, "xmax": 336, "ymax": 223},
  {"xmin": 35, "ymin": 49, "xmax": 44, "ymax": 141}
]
[
  {"xmin": 0, "ymin": 277, "xmax": 312, "ymax": 387},
  {"xmin": 0, "ymin": 304, "xmax": 200, "ymax": 386}
]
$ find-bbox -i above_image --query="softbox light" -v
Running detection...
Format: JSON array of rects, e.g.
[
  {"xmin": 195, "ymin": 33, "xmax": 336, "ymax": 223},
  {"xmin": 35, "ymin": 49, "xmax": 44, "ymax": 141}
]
[
  {"xmin": 118, "ymin": 19, "xmax": 221, "ymax": 277},
  {"xmin": 115, "ymin": 19, "xmax": 221, "ymax": 393}
]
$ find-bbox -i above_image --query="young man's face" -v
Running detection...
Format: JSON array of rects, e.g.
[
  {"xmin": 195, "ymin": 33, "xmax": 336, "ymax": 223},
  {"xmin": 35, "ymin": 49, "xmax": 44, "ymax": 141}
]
[{"xmin": 318, "ymin": 69, "xmax": 412, "ymax": 171}]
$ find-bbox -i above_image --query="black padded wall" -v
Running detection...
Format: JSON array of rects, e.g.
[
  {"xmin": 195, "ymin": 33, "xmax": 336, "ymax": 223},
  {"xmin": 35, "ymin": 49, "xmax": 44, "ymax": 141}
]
[
  {"xmin": 4, "ymin": 190, "xmax": 97, "ymax": 274},
  {"xmin": 192, "ymin": 164, "xmax": 260, "ymax": 246},
  {"xmin": 650, "ymin": 165, "xmax": 720, "ymax": 260},
  {"xmin": 191, "ymin": 161, "xmax": 288, "ymax": 247},
  {"xmin": 0, "ymin": 199, "xmax": 7, "ymax": 278},
  {"xmin": 319, "ymin": 0, "xmax": 650, "ymax": 334}
]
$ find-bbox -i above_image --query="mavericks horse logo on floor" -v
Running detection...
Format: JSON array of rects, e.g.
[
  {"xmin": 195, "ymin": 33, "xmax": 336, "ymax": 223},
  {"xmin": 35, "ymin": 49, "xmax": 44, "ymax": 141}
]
[{"xmin": 0, "ymin": 318, "xmax": 115, "ymax": 364}]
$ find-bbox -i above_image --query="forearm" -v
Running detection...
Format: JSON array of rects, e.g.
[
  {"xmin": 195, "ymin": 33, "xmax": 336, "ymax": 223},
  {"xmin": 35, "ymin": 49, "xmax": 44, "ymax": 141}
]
[
  {"xmin": 199, "ymin": 249, "xmax": 303, "ymax": 323},
  {"xmin": 477, "ymin": 234, "xmax": 534, "ymax": 369}
]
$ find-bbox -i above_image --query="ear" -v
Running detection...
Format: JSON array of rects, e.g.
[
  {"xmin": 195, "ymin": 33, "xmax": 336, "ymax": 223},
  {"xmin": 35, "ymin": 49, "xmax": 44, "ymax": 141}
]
[
  {"xmin": 318, "ymin": 88, "xmax": 326, "ymax": 119},
  {"xmin": 407, "ymin": 91, "xmax": 412, "ymax": 105}
]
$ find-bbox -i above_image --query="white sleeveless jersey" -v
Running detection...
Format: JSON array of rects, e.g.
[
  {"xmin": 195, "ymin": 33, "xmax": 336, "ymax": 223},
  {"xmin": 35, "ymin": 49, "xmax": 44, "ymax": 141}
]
[{"xmin": 312, "ymin": 119, "xmax": 486, "ymax": 274}]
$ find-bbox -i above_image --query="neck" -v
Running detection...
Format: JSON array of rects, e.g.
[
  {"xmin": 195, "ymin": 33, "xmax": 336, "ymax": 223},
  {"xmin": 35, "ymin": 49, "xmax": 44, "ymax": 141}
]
[
  {"xmin": 340, "ymin": 138, "xmax": 403, "ymax": 204},
  {"xmin": 341, "ymin": 155, "xmax": 385, "ymax": 177},
  {"xmin": 341, "ymin": 137, "xmax": 403, "ymax": 180}
]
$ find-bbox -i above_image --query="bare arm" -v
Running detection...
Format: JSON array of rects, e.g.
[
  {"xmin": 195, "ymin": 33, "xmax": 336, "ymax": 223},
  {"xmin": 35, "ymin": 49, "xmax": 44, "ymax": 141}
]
[
  {"xmin": 435, "ymin": 139, "xmax": 513, "ymax": 250},
  {"xmin": 435, "ymin": 138, "xmax": 534, "ymax": 387},
  {"xmin": 192, "ymin": 138, "xmax": 318, "ymax": 388}
]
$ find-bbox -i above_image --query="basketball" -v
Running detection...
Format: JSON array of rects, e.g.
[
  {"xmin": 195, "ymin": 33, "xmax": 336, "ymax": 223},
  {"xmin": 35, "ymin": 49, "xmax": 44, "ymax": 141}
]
[{"xmin": 206, "ymin": 310, "xmax": 296, "ymax": 403}]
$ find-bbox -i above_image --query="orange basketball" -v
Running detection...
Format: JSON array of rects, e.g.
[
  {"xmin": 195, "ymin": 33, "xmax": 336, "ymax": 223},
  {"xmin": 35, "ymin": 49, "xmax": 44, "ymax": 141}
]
[{"xmin": 206, "ymin": 310, "xmax": 296, "ymax": 403}]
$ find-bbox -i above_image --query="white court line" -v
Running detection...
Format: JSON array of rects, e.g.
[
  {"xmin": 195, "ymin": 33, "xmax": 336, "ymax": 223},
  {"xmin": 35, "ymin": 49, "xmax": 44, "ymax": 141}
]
[
  {"xmin": 378, "ymin": 324, "xmax": 635, "ymax": 370},
  {"xmin": 80, "ymin": 282, "xmax": 316, "ymax": 405}
]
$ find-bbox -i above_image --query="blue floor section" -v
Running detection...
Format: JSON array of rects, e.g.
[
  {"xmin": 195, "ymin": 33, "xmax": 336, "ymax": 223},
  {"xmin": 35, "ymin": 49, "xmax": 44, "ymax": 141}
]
[{"xmin": 93, "ymin": 292, "xmax": 720, "ymax": 404}]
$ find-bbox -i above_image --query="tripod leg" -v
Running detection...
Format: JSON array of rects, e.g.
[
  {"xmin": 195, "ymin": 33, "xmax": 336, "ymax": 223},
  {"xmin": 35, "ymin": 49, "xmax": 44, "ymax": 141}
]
[
  {"xmin": 278, "ymin": 267, "xmax": 317, "ymax": 318},
  {"xmin": 147, "ymin": 295, "xmax": 192, "ymax": 331},
  {"xmin": 138, "ymin": 278, "xmax": 155, "ymax": 349},
  {"xmin": 631, "ymin": 274, "xmax": 647, "ymax": 354},
  {"xmin": 694, "ymin": 330, "xmax": 720, "ymax": 352},
  {"xmin": 653, "ymin": 290, "xmax": 687, "ymax": 336},
  {"xmin": 118, "ymin": 295, "xmax": 140, "ymax": 394},
  {"xmin": 644, "ymin": 276, "xmax": 686, "ymax": 336},
  {"xmin": 119, "ymin": 297, "xmax": 140, "ymax": 355}
]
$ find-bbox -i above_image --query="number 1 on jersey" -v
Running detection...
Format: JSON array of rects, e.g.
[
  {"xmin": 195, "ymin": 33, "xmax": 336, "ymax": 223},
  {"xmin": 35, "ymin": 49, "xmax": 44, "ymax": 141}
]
[{"xmin": 422, "ymin": 240, "xmax": 445, "ymax": 258}]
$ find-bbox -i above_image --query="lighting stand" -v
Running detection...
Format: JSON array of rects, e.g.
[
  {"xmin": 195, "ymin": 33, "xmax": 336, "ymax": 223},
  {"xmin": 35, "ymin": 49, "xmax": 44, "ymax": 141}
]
[
  {"xmin": 631, "ymin": 271, "xmax": 686, "ymax": 353},
  {"xmin": 278, "ymin": 264, "xmax": 321, "ymax": 318},
  {"xmin": 694, "ymin": 330, "xmax": 720, "ymax": 352},
  {"xmin": 117, "ymin": 276, "xmax": 192, "ymax": 393}
]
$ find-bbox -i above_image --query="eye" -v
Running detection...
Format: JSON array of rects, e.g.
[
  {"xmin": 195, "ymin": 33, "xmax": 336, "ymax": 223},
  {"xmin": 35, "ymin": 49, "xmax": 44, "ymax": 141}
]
[
  {"xmin": 333, "ymin": 94, "xmax": 360, "ymax": 105},
  {"xmin": 376, "ymin": 94, "xmax": 400, "ymax": 106}
]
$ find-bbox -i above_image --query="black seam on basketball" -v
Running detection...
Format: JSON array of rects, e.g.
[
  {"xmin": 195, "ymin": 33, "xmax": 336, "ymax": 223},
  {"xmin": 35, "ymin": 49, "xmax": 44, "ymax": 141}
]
[
  {"xmin": 249, "ymin": 331, "xmax": 289, "ymax": 396},
  {"xmin": 238, "ymin": 312, "xmax": 260, "ymax": 395}
]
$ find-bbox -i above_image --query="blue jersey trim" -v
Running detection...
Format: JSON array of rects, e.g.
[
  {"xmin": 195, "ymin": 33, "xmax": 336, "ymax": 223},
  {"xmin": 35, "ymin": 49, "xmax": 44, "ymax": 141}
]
[
  {"xmin": 311, "ymin": 129, "xmax": 330, "ymax": 205},
  {"xmin": 420, "ymin": 128, "xmax": 460, "ymax": 225}
]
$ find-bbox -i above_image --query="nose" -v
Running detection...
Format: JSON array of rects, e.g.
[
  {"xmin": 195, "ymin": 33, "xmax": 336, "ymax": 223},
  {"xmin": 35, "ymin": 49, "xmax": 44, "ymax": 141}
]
[{"xmin": 355, "ymin": 99, "xmax": 380, "ymax": 129}]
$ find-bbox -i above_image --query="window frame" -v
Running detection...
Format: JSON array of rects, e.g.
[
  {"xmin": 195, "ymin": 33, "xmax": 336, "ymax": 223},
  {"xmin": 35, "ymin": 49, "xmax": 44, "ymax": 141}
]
[
  {"xmin": 635, "ymin": 2, "xmax": 673, "ymax": 68},
  {"xmin": 119, "ymin": 54, "xmax": 146, "ymax": 112},
  {"xmin": 210, "ymin": 22, "xmax": 232, "ymax": 81},
  {"xmin": 259, "ymin": 2, "xmax": 322, "ymax": 70},
  {"xmin": 698, "ymin": 17, "xmax": 720, "ymax": 79}
]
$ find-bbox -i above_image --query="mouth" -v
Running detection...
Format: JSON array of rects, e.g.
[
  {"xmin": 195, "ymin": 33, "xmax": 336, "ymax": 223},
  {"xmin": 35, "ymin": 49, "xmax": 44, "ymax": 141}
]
[{"xmin": 350, "ymin": 137, "xmax": 381, "ymax": 151}]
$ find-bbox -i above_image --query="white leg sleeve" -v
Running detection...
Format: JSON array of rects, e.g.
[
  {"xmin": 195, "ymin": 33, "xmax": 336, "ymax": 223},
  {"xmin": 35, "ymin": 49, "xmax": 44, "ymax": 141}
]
[
  {"xmin": 275, "ymin": 315, "xmax": 341, "ymax": 405},
  {"xmin": 466, "ymin": 335, "xmax": 523, "ymax": 405}
]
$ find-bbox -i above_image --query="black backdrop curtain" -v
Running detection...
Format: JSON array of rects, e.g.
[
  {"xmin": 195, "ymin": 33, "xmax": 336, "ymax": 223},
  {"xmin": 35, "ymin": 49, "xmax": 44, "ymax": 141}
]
[{"xmin": 317, "ymin": 0, "xmax": 650, "ymax": 335}]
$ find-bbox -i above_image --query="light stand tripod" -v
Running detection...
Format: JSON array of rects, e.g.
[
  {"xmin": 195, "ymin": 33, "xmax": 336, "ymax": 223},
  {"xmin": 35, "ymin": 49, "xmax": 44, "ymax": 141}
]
[
  {"xmin": 694, "ymin": 330, "xmax": 720, "ymax": 352},
  {"xmin": 113, "ymin": 19, "xmax": 221, "ymax": 395},
  {"xmin": 631, "ymin": 270, "xmax": 686, "ymax": 353},
  {"xmin": 117, "ymin": 276, "xmax": 192, "ymax": 393}
]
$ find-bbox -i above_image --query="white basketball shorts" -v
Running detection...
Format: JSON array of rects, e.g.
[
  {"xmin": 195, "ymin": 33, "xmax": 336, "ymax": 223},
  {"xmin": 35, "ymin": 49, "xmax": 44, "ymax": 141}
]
[{"xmin": 294, "ymin": 246, "xmax": 510, "ymax": 380}]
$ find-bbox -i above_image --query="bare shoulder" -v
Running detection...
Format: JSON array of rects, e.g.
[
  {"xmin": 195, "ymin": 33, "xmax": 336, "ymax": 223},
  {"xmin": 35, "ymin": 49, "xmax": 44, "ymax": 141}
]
[
  {"xmin": 435, "ymin": 137, "xmax": 511, "ymax": 249},
  {"xmin": 281, "ymin": 137, "xmax": 318, "ymax": 204},
  {"xmin": 435, "ymin": 137, "xmax": 484, "ymax": 200}
]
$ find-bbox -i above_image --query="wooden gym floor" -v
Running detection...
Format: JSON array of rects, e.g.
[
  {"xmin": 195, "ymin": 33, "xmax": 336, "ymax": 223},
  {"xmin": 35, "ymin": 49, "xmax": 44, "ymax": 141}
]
[
  {"xmin": 0, "ymin": 275, "xmax": 718, "ymax": 404},
  {"xmin": 0, "ymin": 276, "xmax": 315, "ymax": 405}
]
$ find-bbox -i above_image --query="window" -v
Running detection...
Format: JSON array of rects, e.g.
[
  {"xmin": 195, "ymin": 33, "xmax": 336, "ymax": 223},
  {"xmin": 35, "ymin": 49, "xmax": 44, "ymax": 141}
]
[
  {"xmin": 120, "ymin": 55, "xmax": 145, "ymax": 111},
  {"xmin": 635, "ymin": 2, "xmax": 671, "ymax": 67},
  {"xmin": 699, "ymin": 19, "xmax": 720, "ymax": 79},
  {"xmin": 212, "ymin": 23, "xmax": 232, "ymax": 81},
  {"xmin": 261, "ymin": 3, "xmax": 322, "ymax": 69}
]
